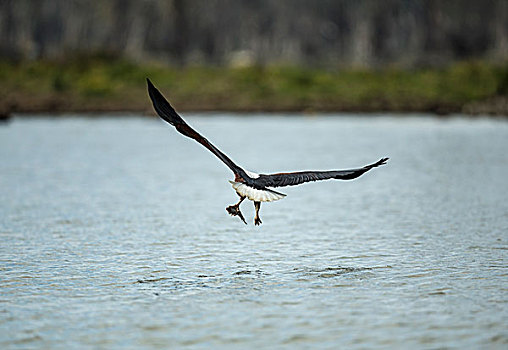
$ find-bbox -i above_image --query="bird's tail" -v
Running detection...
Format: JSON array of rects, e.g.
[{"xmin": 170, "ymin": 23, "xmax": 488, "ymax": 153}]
[{"xmin": 146, "ymin": 78, "xmax": 186, "ymax": 126}]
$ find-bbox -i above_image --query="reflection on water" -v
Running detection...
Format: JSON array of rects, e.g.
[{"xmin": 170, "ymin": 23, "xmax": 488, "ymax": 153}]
[{"xmin": 0, "ymin": 115, "xmax": 507, "ymax": 348}]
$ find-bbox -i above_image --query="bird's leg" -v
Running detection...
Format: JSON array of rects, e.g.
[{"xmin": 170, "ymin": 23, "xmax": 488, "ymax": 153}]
[
  {"xmin": 226, "ymin": 196, "xmax": 247, "ymax": 224},
  {"xmin": 254, "ymin": 201, "xmax": 262, "ymax": 226}
]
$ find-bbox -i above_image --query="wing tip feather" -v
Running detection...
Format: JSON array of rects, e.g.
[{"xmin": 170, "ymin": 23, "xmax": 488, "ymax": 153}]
[
  {"xmin": 146, "ymin": 78, "xmax": 185, "ymax": 126},
  {"xmin": 373, "ymin": 157, "xmax": 389, "ymax": 167}
]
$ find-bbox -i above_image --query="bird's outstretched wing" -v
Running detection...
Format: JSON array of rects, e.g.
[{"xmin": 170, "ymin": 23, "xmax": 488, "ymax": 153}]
[
  {"xmin": 147, "ymin": 78, "xmax": 247, "ymax": 178},
  {"xmin": 253, "ymin": 158, "xmax": 389, "ymax": 188}
]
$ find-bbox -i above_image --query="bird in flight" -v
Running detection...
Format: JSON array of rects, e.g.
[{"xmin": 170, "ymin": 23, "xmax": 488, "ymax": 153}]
[{"xmin": 147, "ymin": 78, "xmax": 388, "ymax": 225}]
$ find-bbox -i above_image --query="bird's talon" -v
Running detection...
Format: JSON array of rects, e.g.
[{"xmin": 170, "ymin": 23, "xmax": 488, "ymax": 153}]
[
  {"xmin": 226, "ymin": 205, "xmax": 237, "ymax": 215},
  {"xmin": 226, "ymin": 205, "xmax": 247, "ymax": 224}
]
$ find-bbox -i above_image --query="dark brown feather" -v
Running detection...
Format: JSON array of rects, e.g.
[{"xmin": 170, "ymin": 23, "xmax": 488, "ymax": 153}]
[
  {"xmin": 147, "ymin": 79, "xmax": 248, "ymax": 179},
  {"xmin": 252, "ymin": 158, "xmax": 389, "ymax": 188}
]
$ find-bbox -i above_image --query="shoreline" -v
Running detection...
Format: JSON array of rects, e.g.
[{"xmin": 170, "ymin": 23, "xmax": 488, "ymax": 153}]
[
  {"xmin": 2, "ymin": 96, "xmax": 507, "ymax": 117},
  {"xmin": 1, "ymin": 59, "xmax": 507, "ymax": 118}
]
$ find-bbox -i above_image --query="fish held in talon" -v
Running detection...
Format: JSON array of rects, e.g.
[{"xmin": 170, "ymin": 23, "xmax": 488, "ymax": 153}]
[
  {"xmin": 226, "ymin": 201, "xmax": 247, "ymax": 225},
  {"xmin": 146, "ymin": 78, "xmax": 388, "ymax": 225}
]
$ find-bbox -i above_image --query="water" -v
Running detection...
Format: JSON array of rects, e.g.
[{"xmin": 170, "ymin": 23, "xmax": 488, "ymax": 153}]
[{"xmin": 0, "ymin": 114, "xmax": 507, "ymax": 349}]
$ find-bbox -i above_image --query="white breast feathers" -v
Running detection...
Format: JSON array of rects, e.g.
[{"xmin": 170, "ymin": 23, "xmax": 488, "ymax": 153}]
[{"xmin": 229, "ymin": 181, "xmax": 286, "ymax": 202}]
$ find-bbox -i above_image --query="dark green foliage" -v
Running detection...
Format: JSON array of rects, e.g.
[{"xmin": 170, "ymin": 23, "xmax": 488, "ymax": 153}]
[{"xmin": 0, "ymin": 57, "xmax": 506, "ymax": 113}]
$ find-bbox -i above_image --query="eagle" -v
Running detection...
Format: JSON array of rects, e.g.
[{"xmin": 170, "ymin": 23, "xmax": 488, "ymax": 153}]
[{"xmin": 147, "ymin": 78, "xmax": 388, "ymax": 225}]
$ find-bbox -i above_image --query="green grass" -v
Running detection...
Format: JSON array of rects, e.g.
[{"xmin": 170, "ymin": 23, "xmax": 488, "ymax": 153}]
[{"xmin": 0, "ymin": 56, "xmax": 506, "ymax": 114}]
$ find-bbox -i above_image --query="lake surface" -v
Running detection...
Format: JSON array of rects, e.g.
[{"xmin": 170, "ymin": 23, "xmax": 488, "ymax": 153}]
[{"xmin": 0, "ymin": 114, "xmax": 507, "ymax": 349}]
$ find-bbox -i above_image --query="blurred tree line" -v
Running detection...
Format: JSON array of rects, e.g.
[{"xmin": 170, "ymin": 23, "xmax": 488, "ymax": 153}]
[{"xmin": 1, "ymin": 0, "xmax": 507, "ymax": 67}]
